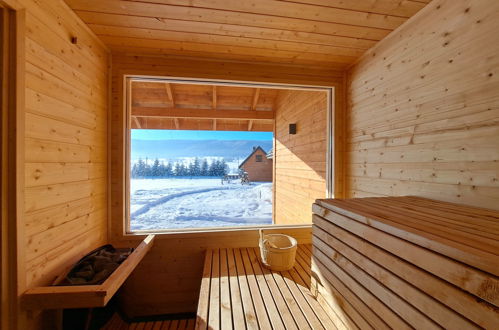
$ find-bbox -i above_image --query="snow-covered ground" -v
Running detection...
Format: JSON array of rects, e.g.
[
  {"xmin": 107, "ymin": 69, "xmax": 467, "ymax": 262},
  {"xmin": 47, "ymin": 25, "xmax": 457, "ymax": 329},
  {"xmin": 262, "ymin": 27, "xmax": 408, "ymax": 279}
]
[{"xmin": 130, "ymin": 178, "xmax": 273, "ymax": 230}]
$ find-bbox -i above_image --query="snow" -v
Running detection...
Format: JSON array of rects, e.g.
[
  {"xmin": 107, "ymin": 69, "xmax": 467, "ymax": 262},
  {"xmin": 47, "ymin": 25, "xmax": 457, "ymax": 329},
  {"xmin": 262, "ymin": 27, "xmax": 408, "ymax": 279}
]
[{"xmin": 130, "ymin": 178, "xmax": 273, "ymax": 230}]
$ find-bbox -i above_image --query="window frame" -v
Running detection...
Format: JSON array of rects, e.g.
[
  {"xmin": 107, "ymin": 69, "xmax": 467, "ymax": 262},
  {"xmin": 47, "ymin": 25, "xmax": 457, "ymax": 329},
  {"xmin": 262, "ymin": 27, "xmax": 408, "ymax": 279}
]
[{"xmin": 123, "ymin": 76, "xmax": 335, "ymax": 235}]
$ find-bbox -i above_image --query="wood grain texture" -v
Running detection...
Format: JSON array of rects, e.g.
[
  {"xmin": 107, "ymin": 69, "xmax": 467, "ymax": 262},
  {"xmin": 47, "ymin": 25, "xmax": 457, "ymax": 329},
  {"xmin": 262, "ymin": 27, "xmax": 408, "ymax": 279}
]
[
  {"xmin": 312, "ymin": 197, "xmax": 499, "ymax": 329},
  {"xmin": 14, "ymin": 0, "xmax": 109, "ymax": 328},
  {"xmin": 196, "ymin": 246, "xmax": 337, "ymax": 330},
  {"xmin": 345, "ymin": 0, "xmax": 499, "ymax": 210},
  {"xmin": 63, "ymin": 0, "xmax": 430, "ymax": 69},
  {"xmin": 115, "ymin": 227, "xmax": 312, "ymax": 318},
  {"xmin": 274, "ymin": 90, "xmax": 328, "ymax": 224}
]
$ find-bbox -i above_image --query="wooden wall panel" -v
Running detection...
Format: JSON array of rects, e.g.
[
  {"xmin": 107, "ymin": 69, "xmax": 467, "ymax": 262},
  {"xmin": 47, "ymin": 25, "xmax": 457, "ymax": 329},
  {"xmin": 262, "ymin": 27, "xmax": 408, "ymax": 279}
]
[
  {"xmin": 274, "ymin": 90, "xmax": 328, "ymax": 224},
  {"xmin": 110, "ymin": 54, "xmax": 344, "ymax": 317},
  {"xmin": 18, "ymin": 0, "xmax": 109, "ymax": 328},
  {"xmin": 346, "ymin": 0, "xmax": 499, "ymax": 210}
]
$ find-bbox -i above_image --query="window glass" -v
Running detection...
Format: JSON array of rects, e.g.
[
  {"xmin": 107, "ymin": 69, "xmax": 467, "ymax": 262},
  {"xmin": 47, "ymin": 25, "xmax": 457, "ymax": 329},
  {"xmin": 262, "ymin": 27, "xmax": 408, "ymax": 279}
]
[{"xmin": 129, "ymin": 130, "xmax": 274, "ymax": 231}]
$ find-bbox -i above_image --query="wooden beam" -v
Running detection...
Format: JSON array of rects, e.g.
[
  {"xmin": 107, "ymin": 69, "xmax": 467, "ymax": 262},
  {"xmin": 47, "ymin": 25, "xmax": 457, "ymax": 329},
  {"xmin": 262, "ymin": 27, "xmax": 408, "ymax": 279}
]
[
  {"xmin": 165, "ymin": 83, "xmax": 174, "ymax": 106},
  {"xmin": 174, "ymin": 118, "xmax": 179, "ymax": 129},
  {"xmin": 252, "ymin": 88, "xmax": 260, "ymax": 110},
  {"xmin": 212, "ymin": 86, "xmax": 217, "ymax": 109},
  {"xmin": 133, "ymin": 107, "xmax": 274, "ymax": 120},
  {"xmin": 248, "ymin": 120, "xmax": 253, "ymax": 131},
  {"xmin": 213, "ymin": 119, "xmax": 217, "ymax": 130},
  {"xmin": 132, "ymin": 116, "xmax": 141, "ymax": 129}
]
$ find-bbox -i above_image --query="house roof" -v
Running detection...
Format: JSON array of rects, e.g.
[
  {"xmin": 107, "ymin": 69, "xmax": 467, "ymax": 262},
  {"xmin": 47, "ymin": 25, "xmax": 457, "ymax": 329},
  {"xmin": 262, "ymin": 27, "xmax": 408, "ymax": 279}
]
[
  {"xmin": 267, "ymin": 148, "xmax": 273, "ymax": 159},
  {"xmin": 238, "ymin": 146, "xmax": 267, "ymax": 168}
]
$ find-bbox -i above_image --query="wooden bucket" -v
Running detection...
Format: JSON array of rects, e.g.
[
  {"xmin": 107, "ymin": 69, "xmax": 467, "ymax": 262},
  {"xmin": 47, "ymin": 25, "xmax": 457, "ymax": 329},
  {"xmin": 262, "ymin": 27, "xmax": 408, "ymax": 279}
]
[{"xmin": 259, "ymin": 229, "xmax": 297, "ymax": 271}]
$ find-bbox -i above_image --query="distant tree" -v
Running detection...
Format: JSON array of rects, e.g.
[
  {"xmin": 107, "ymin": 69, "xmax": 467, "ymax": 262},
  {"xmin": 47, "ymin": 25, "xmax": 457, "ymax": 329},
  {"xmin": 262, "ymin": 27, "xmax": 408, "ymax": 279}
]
[
  {"xmin": 151, "ymin": 158, "xmax": 161, "ymax": 176},
  {"xmin": 189, "ymin": 157, "xmax": 201, "ymax": 176},
  {"xmin": 200, "ymin": 159, "xmax": 209, "ymax": 176},
  {"xmin": 174, "ymin": 162, "xmax": 182, "ymax": 176},
  {"xmin": 164, "ymin": 161, "xmax": 173, "ymax": 177},
  {"xmin": 220, "ymin": 159, "xmax": 229, "ymax": 176},
  {"xmin": 208, "ymin": 159, "xmax": 219, "ymax": 176},
  {"xmin": 132, "ymin": 158, "xmax": 148, "ymax": 177}
]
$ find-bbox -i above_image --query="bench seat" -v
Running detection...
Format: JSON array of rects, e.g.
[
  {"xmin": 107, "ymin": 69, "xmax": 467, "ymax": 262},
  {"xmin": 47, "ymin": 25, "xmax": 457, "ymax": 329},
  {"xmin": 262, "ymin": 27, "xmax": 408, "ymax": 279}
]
[{"xmin": 195, "ymin": 245, "xmax": 337, "ymax": 330}]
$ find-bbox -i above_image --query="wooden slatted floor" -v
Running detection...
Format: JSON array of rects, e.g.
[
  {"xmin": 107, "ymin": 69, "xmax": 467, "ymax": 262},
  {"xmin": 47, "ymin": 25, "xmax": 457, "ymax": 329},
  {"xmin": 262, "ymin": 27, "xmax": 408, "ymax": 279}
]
[
  {"xmin": 196, "ymin": 245, "xmax": 338, "ymax": 329},
  {"xmin": 101, "ymin": 313, "xmax": 195, "ymax": 329}
]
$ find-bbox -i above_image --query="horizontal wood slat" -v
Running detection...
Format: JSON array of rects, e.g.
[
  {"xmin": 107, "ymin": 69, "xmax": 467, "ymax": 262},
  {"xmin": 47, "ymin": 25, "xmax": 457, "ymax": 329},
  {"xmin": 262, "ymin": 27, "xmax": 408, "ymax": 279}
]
[
  {"xmin": 65, "ymin": 0, "xmax": 430, "ymax": 68},
  {"xmin": 312, "ymin": 197, "xmax": 499, "ymax": 329}
]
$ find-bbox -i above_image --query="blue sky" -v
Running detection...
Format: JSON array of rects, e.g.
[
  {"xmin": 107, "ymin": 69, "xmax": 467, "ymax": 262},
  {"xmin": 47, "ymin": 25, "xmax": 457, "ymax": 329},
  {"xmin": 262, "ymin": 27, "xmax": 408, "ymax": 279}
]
[{"xmin": 132, "ymin": 129, "xmax": 273, "ymax": 141}]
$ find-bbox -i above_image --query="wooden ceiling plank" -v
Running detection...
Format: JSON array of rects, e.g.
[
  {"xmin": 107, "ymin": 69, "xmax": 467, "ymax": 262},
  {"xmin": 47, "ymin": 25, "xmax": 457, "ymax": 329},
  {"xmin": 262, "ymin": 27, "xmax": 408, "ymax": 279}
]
[
  {"xmin": 133, "ymin": 107, "xmax": 275, "ymax": 120},
  {"xmin": 213, "ymin": 118, "xmax": 217, "ymax": 130},
  {"xmin": 89, "ymin": 24, "xmax": 367, "ymax": 57},
  {"xmin": 248, "ymin": 120, "xmax": 254, "ymax": 131},
  {"xmin": 66, "ymin": 0, "xmax": 393, "ymax": 39},
  {"xmin": 174, "ymin": 117, "xmax": 179, "ymax": 129},
  {"xmin": 252, "ymin": 88, "xmax": 260, "ymax": 111},
  {"xmin": 109, "ymin": 0, "xmax": 406, "ymax": 30},
  {"xmin": 91, "ymin": 25, "xmax": 365, "ymax": 58},
  {"xmin": 212, "ymin": 86, "xmax": 217, "ymax": 109},
  {"xmin": 99, "ymin": 36, "xmax": 357, "ymax": 64},
  {"xmin": 76, "ymin": 12, "xmax": 378, "ymax": 48},
  {"xmin": 277, "ymin": 0, "xmax": 427, "ymax": 18}
]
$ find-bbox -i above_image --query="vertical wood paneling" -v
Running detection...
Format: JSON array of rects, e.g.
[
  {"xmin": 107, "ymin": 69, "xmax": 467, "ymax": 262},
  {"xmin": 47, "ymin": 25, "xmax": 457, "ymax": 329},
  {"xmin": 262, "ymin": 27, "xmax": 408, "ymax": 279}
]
[
  {"xmin": 274, "ymin": 90, "xmax": 328, "ymax": 224},
  {"xmin": 346, "ymin": 0, "xmax": 499, "ymax": 210}
]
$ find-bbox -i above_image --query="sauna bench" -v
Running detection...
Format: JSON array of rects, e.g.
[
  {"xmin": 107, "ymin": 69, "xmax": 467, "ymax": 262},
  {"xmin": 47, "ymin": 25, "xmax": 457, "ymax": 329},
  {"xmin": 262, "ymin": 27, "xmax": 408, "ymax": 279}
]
[
  {"xmin": 312, "ymin": 196, "xmax": 499, "ymax": 329},
  {"xmin": 195, "ymin": 245, "xmax": 337, "ymax": 330},
  {"xmin": 22, "ymin": 235, "xmax": 155, "ymax": 310}
]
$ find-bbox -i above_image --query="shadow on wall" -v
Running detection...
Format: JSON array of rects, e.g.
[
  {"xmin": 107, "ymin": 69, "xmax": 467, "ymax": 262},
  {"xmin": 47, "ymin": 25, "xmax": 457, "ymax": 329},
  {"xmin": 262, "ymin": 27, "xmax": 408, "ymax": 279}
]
[{"xmin": 274, "ymin": 89, "xmax": 328, "ymax": 225}]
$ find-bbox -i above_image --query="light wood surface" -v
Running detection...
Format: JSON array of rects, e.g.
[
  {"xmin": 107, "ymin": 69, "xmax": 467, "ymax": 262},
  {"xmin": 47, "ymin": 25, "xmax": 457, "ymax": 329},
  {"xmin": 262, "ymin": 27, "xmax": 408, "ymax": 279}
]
[
  {"xmin": 1, "ymin": 5, "xmax": 25, "ymax": 329},
  {"xmin": 130, "ymin": 82, "xmax": 277, "ymax": 132},
  {"xmin": 196, "ymin": 245, "xmax": 337, "ymax": 329},
  {"xmin": 64, "ymin": 0, "xmax": 430, "ymax": 69},
  {"xmin": 312, "ymin": 197, "xmax": 499, "ymax": 329},
  {"xmin": 345, "ymin": 0, "xmax": 499, "ymax": 210},
  {"xmin": 116, "ymin": 227, "xmax": 312, "ymax": 319},
  {"xmin": 23, "ymin": 235, "xmax": 154, "ymax": 310},
  {"xmin": 274, "ymin": 90, "xmax": 328, "ymax": 224}
]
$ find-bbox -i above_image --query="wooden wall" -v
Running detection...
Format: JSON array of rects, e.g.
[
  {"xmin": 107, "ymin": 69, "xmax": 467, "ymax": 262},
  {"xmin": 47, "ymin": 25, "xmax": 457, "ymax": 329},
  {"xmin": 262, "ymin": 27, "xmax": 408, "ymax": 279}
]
[
  {"xmin": 110, "ymin": 53, "xmax": 345, "ymax": 317},
  {"xmin": 19, "ymin": 0, "xmax": 109, "ymax": 327},
  {"xmin": 346, "ymin": 0, "xmax": 499, "ymax": 210},
  {"xmin": 274, "ymin": 90, "xmax": 328, "ymax": 224},
  {"xmin": 110, "ymin": 53, "xmax": 345, "ymax": 240}
]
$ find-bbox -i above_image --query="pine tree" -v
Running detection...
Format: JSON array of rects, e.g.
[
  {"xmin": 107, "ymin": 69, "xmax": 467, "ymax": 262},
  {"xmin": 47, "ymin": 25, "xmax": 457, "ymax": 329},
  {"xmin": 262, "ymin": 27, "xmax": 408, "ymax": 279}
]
[
  {"xmin": 151, "ymin": 158, "xmax": 160, "ymax": 176},
  {"xmin": 165, "ymin": 162, "xmax": 173, "ymax": 177},
  {"xmin": 201, "ymin": 159, "xmax": 209, "ymax": 176},
  {"xmin": 220, "ymin": 159, "xmax": 229, "ymax": 176},
  {"xmin": 174, "ymin": 162, "xmax": 182, "ymax": 176},
  {"xmin": 191, "ymin": 157, "xmax": 201, "ymax": 176}
]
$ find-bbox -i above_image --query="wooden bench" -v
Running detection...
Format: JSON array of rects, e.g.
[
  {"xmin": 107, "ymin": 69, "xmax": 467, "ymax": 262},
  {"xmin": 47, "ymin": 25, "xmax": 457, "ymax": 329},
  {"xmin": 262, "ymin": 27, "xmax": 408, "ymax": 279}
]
[
  {"xmin": 195, "ymin": 245, "xmax": 337, "ymax": 329},
  {"xmin": 312, "ymin": 196, "xmax": 499, "ymax": 329}
]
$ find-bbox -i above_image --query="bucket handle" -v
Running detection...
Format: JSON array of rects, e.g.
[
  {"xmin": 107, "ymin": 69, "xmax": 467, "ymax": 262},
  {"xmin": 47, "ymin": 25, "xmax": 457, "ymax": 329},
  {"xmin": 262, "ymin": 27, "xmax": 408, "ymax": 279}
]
[{"xmin": 259, "ymin": 229, "xmax": 264, "ymax": 245}]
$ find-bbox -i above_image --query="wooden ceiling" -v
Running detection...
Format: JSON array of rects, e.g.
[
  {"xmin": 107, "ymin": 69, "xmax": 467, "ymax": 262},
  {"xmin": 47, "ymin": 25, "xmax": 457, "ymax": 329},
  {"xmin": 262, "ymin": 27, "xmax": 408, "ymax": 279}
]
[
  {"xmin": 131, "ymin": 82, "xmax": 279, "ymax": 131},
  {"xmin": 65, "ymin": 0, "xmax": 431, "ymax": 69}
]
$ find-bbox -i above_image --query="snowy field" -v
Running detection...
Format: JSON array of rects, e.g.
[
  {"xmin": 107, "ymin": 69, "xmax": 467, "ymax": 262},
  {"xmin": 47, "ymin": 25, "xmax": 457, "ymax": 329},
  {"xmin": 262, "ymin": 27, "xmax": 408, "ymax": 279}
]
[{"xmin": 130, "ymin": 178, "xmax": 273, "ymax": 230}]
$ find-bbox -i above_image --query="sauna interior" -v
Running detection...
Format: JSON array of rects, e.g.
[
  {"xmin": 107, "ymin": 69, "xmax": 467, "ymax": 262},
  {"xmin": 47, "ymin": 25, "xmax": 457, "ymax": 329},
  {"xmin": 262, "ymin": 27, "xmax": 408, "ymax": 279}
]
[{"xmin": 1, "ymin": 0, "xmax": 498, "ymax": 329}]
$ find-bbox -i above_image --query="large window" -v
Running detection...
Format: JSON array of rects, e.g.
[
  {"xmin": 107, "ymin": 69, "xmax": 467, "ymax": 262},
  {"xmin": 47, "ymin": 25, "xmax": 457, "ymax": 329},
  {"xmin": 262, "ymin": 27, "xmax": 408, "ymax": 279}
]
[
  {"xmin": 124, "ymin": 77, "xmax": 334, "ymax": 232},
  {"xmin": 129, "ymin": 130, "xmax": 274, "ymax": 231}
]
